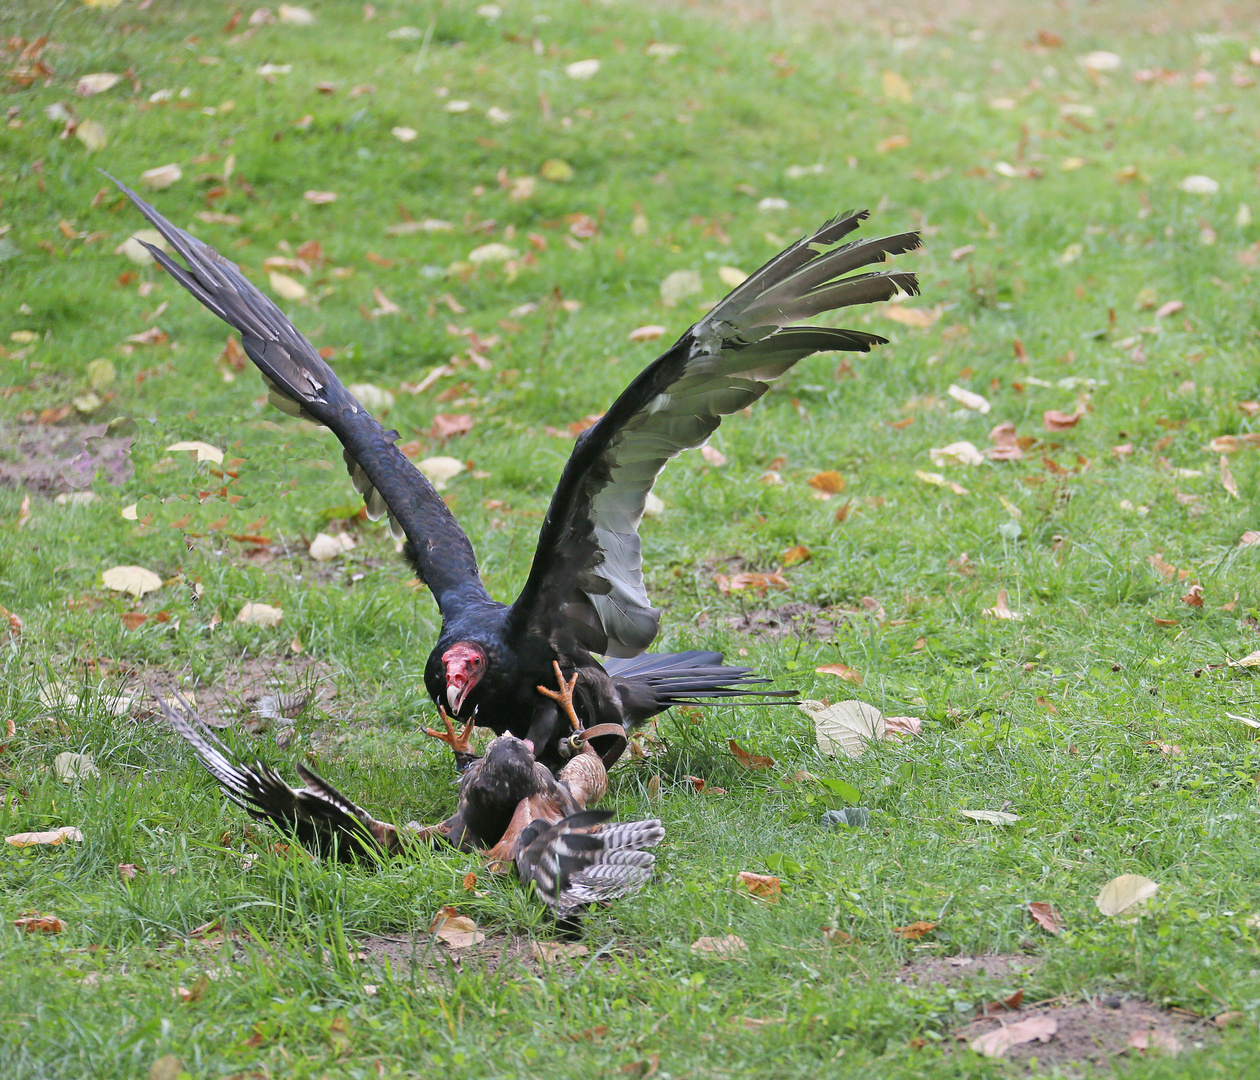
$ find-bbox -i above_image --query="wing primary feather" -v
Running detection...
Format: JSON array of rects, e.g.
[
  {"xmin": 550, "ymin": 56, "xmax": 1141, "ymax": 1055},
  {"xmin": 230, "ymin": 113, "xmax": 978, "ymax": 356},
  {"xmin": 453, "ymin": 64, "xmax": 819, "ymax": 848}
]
[
  {"xmin": 108, "ymin": 174, "xmax": 486, "ymax": 616},
  {"xmin": 509, "ymin": 209, "xmax": 919, "ymax": 656}
]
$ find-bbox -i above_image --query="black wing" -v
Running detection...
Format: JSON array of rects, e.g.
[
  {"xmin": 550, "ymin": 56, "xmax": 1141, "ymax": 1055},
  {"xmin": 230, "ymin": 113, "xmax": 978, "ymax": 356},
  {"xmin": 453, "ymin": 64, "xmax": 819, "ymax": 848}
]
[
  {"xmin": 160, "ymin": 696, "xmax": 401, "ymax": 861},
  {"xmin": 508, "ymin": 211, "xmax": 920, "ymax": 656},
  {"xmin": 515, "ymin": 809, "xmax": 663, "ymax": 914},
  {"xmin": 111, "ymin": 176, "xmax": 488, "ymax": 618}
]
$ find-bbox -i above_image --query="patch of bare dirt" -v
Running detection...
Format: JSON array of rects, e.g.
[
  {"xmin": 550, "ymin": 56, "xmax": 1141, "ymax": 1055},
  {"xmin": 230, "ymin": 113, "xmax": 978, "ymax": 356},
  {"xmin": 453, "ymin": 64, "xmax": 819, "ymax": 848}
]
[
  {"xmin": 899, "ymin": 952, "xmax": 1041, "ymax": 989},
  {"xmin": 0, "ymin": 421, "xmax": 132, "ymax": 496},
  {"xmin": 953, "ymin": 998, "xmax": 1216, "ymax": 1072},
  {"xmin": 123, "ymin": 654, "xmax": 338, "ymax": 729},
  {"xmin": 355, "ymin": 931, "xmax": 548, "ymax": 980},
  {"xmin": 726, "ymin": 601, "xmax": 844, "ymax": 639}
]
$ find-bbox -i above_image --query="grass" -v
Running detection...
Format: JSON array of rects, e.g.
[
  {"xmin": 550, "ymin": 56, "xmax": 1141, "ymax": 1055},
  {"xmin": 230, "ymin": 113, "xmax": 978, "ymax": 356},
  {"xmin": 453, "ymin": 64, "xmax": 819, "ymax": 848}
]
[{"xmin": 3, "ymin": 0, "xmax": 1260, "ymax": 1075}]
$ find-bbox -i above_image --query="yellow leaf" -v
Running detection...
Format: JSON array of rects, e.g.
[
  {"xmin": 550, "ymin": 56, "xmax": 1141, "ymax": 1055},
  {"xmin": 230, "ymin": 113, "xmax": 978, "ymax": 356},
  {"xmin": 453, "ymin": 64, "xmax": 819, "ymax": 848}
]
[
  {"xmin": 236, "ymin": 603, "xmax": 283, "ymax": 628},
  {"xmin": 1096, "ymin": 874, "xmax": 1159, "ymax": 917},
  {"xmin": 268, "ymin": 271, "xmax": 307, "ymax": 301},
  {"xmin": 102, "ymin": 565, "xmax": 163, "ymax": 597},
  {"xmin": 75, "ymin": 121, "xmax": 108, "ymax": 152},
  {"xmin": 140, "ymin": 164, "xmax": 182, "ymax": 190},
  {"xmin": 881, "ymin": 70, "xmax": 913, "ymax": 102},
  {"xmin": 717, "ymin": 266, "xmax": 747, "ymax": 288},
  {"xmin": 6, "ymin": 826, "xmax": 83, "ymax": 848},
  {"xmin": 166, "ymin": 440, "xmax": 224, "ymax": 464},
  {"xmin": 690, "ymin": 934, "xmax": 747, "ymax": 957}
]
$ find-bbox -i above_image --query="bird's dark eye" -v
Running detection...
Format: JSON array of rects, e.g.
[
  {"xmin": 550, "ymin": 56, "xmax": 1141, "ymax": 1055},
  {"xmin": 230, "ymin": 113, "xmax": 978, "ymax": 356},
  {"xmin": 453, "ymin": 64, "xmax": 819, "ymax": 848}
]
[{"xmin": 472, "ymin": 655, "xmax": 482, "ymax": 667}]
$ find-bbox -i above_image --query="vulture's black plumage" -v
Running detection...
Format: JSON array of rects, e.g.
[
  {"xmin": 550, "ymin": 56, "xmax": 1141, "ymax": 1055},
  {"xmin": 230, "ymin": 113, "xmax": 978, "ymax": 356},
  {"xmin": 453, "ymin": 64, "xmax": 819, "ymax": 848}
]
[{"xmin": 116, "ymin": 176, "xmax": 919, "ymax": 771}]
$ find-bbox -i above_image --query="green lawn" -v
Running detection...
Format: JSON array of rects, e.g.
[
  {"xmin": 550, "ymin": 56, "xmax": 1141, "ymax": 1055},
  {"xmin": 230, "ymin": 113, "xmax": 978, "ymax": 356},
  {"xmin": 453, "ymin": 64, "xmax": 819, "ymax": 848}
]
[{"xmin": 3, "ymin": 0, "xmax": 1260, "ymax": 1076}]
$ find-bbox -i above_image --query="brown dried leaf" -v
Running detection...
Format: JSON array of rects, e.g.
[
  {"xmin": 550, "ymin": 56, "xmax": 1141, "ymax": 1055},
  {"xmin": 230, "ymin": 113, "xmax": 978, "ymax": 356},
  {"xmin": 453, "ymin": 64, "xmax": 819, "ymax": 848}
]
[
  {"xmin": 1043, "ymin": 409, "xmax": 1082, "ymax": 431},
  {"xmin": 700, "ymin": 445, "xmax": 727, "ymax": 467},
  {"xmin": 690, "ymin": 934, "xmax": 747, "ymax": 957},
  {"xmin": 461, "ymin": 871, "xmax": 477, "ymax": 892},
  {"xmin": 1221, "ymin": 455, "xmax": 1240, "ymax": 499},
  {"xmin": 781, "ymin": 544, "xmax": 811, "ymax": 565},
  {"xmin": 893, "ymin": 920, "xmax": 936, "ymax": 940},
  {"xmin": 971, "ymin": 1015, "xmax": 1057, "ymax": 1057},
  {"xmin": 816, "ymin": 663, "xmax": 863, "ymax": 685},
  {"xmin": 822, "ymin": 925, "xmax": 853, "ymax": 945},
  {"xmin": 14, "ymin": 912, "xmax": 66, "ymax": 933},
  {"xmin": 884, "ymin": 715, "xmax": 922, "ymax": 738},
  {"xmin": 1181, "ymin": 584, "xmax": 1204, "ymax": 608},
  {"xmin": 736, "ymin": 871, "xmax": 781, "ymax": 901},
  {"xmin": 723, "ymin": 571, "xmax": 790, "ymax": 595},
  {"xmin": 6, "ymin": 826, "xmax": 84, "ymax": 848},
  {"xmin": 430, "ymin": 906, "xmax": 485, "ymax": 948},
  {"xmin": 532, "ymin": 941, "xmax": 590, "ymax": 961},
  {"xmin": 980, "ymin": 988, "xmax": 1025, "ymax": 1015},
  {"xmin": 430, "ymin": 413, "xmax": 474, "ymax": 441},
  {"xmin": 981, "ymin": 589, "xmax": 1022, "ymax": 621},
  {"xmin": 729, "ymin": 739, "xmax": 775, "ymax": 770},
  {"xmin": 808, "ymin": 470, "xmax": 846, "ymax": 494},
  {"xmin": 1028, "ymin": 901, "xmax": 1063, "ymax": 935},
  {"xmin": 1147, "ymin": 553, "xmax": 1189, "ymax": 582}
]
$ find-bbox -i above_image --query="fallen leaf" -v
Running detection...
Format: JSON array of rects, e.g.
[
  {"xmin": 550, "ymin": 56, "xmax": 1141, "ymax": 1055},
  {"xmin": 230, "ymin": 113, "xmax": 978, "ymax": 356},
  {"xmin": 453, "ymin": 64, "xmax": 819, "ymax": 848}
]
[
  {"xmin": 929, "ymin": 441, "xmax": 985, "ymax": 467},
  {"xmin": 1155, "ymin": 299, "xmax": 1185, "ymax": 319},
  {"xmin": 6, "ymin": 826, "xmax": 84, "ymax": 848},
  {"xmin": 236, "ymin": 603, "xmax": 283, "ymax": 628},
  {"xmin": 971, "ymin": 1016, "xmax": 1058, "ymax": 1058},
  {"xmin": 430, "ymin": 906, "xmax": 485, "ymax": 948},
  {"xmin": 882, "ymin": 302, "xmax": 934, "ymax": 326},
  {"xmin": 308, "ymin": 532, "xmax": 355, "ymax": 561},
  {"xmin": 116, "ymin": 228, "xmax": 171, "ymax": 264},
  {"xmin": 781, "ymin": 544, "xmax": 810, "ymax": 565},
  {"xmin": 102, "ymin": 565, "xmax": 163, "ymax": 597},
  {"xmin": 981, "ymin": 589, "xmax": 1022, "ymax": 620},
  {"xmin": 565, "ymin": 58, "xmax": 600, "ymax": 79},
  {"xmin": 0, "ymin": 603, "xmax": 22, "ymax": 639},
  {"xmin": 717, "ymin": 266, "xmax": 747, "ymax": 287},
  {"xmin": 893, "ymin": 921, "xmax": 936, "ymax": 940},
  {"xmin": 532, "ymin": 941, "xmax": 590, "ymax": 961},
  {"xmin": 268, "ymin": 271, "xmax": 307, "ymax": 301},
  {"xmin": 140, "ymin": 164, "xmax": 182, "ymax": 190},
  {"xmin": 118, "ymin": 863, "xmax": 143, "ymax": 881},
  {"xmin": 75, "ymin": 120, "xmax": 108, "ymax": 152},
  {"xmin": 1028, "ymin": 902, "xmax": 1064, "ymax": 935},
  {"xmin": 461, "ymin": 871, "xmax": 477, "ymax": 891},
  {"xmin": 729, "ymin": 739, "xmax": 774, "ymax": 770},
  {"xmin": 716, "ymin": 571, "xmax": 790, "ymax": 595},
  {"xmin": 876, "ymin": 134, "xmax": 911, "ymax": 153},
  {"xmin": 148, "ymin": 1056, "xmax": 184, "ymax": 1080},
  {"xmin": 884, "ymin": 715, "xmax": 921, "ymax": 738},
  {"xmin": 960, "ymin": 809, "xmax": 1020, "ymax": 825},
  {"xmin": 417, "ymin": 456, "xmax": 464, "ymax": 489},
  {"xmin": 1179, "ymin": 175, "xmax": 1218, "ymax": 195},
  {"xmin": 980, "ymin": 989, "xmax": 1025, "ymax": 1015},
  {"xmin": 76, "ymin": 72, "xmax": 122, "ymax": 96},
  {"xmin": 881, "ymin": 69, "xmax": 913, "ymax": 102},
  {"xmin": 278, "ymin": 3, "xmax": 316, "ymax": 24},
  {"xmin": 540, "ymin": 159, "xmax": 575, "ymax": 182},
  {"xmin": 468, "ymin": 242, "xmax": 517, "ymax": 264},
  {"xmin": 1147, "ymin": 553, "xmax": 1189, "ymax": 582},
  {"xmin": 174, "ymin": 974, "xmax": 209, "ymax": 1003},
  {"xmin": 802, "ymin": 699, "xmax": 885, "ymax": 757},
  {"xmin": 1043, "ymin": 409, "xmax": 1082, "ymax": 431},
  {"xmin": 53, "ymin": 752, "xmax": 99, "ymax": 782},
  {"xmin": 392, "ymin": 126, "xmax": 417, "ymax": 142},
  {"xmin": 660, "ymin": 269, "xmax": 702, "ymax": 307},
  {"xmin": 166, "ymin": 440, "xmax": 224, "ymax": 464},
  {"xmin": 690, "ymin": 934, "xmax": 747, "ymax": 957},
  {"xmin": 822, "ymin": 926, "xmax": 853, "ymax": 945},
  {"xmin": 947, "ymin": 384, "xmax": 990, "ymax": 413},
  {"xmin": 347, "ymin": 382, "xmax": 394, "ymax": 412},
  {"xmin": 816, "ymin": 663, "xmax": 862, "ymax": 685},
  {"xmin": 736, "ymin": 871, "xmax": 781, "ymax": 901},
  {"xmin": 700, "ymin": 445, "xmax": 727, "ymax": 467},
  {"xmin": 808, "ymin": 470, "xmax": 846, "ymax": 494},
  {"xmin": 1096, "ymin": 874, "xmax": 1159, "ymax": 917},
  {"xmin": 628, "ymin": 324, "xmax": 666, "ymax": 343},
  {"xmin": 1181, "ymin": 584, "xmax": 1204, "ymax": 608},
  {"xmin": 14, "ymin": 913, "xmax": 66, "ymax": 933},
  {"xmin": 1128, "ymin": 1029, "xmax": 1180, "ymax": 1055},
  {"xmin": 1221, "ymin": 456, "xmax": 1240, "ymax": 499},
  {"xmin": 304, "ymin": 190, "xmax": 337, "ymax": 204},
  {"xmin": 431, "ymin": 413, "xmax": 474, "ymax": 440}
]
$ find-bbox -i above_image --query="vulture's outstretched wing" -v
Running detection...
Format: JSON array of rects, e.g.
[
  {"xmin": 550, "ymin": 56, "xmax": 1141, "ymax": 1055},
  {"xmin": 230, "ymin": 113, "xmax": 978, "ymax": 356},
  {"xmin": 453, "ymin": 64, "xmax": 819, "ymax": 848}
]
[
  {"xmin": 515, "ymin": 809, "xmax": 664, "ymax": 915},
  {"xmin": 112, "ymin": 177, "xmax": 487, "ymax": 618},
  {"xmin": 509, "ymin": 211, "xmax": 920, "ymax": 656},
  {"xmin": 160, "ymin": 696, "xmax": 413, "ymax": 861}
]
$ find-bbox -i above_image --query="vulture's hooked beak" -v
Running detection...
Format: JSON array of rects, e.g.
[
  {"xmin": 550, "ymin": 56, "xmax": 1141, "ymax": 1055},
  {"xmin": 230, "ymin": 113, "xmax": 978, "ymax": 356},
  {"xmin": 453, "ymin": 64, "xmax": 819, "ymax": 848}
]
[{"xmin": 442, "ymin": 642, "xmax": 486, "ymax": 715}]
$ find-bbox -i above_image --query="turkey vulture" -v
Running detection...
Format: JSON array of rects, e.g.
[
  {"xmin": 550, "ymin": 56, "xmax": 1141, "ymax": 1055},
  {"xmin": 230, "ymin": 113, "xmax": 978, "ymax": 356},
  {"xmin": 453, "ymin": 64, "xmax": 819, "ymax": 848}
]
[
  {"xmin": 160, "ymin": 698, "xmax": 663, "ymax": 916},
  {"xmin": 114, "ymin": 176, "xmax": 919, "ymax": 772}
]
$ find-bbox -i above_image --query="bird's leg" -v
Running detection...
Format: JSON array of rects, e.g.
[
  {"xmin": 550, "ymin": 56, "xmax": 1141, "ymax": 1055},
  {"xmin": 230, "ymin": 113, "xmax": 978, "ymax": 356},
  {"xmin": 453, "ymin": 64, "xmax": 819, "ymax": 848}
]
[
  {"xmin": 424, "ymin": 706, "xmax": 479, "ymax": 771},
  {"xmin": 536, "ymin": 661, "xmax": 582, "ymax": 732}
]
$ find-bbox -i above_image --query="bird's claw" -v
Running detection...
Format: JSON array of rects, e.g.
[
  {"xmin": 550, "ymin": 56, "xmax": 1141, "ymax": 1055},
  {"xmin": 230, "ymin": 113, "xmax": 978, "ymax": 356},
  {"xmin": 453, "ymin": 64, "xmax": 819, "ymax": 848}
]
[
  {"xmin": 536, "ymin": 661, "xmax": 582, "ymax": 732},
  {"xmin": 424, "ymin": 705, "xmax": 476, "ymax": 756}
]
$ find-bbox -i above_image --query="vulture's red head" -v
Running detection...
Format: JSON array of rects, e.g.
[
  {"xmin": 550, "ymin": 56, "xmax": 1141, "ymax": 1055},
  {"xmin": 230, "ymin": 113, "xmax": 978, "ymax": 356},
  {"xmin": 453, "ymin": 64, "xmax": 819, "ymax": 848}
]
[{"xmin": 442, "ymin": 642, "xmax": 486, "ymax": 714}]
